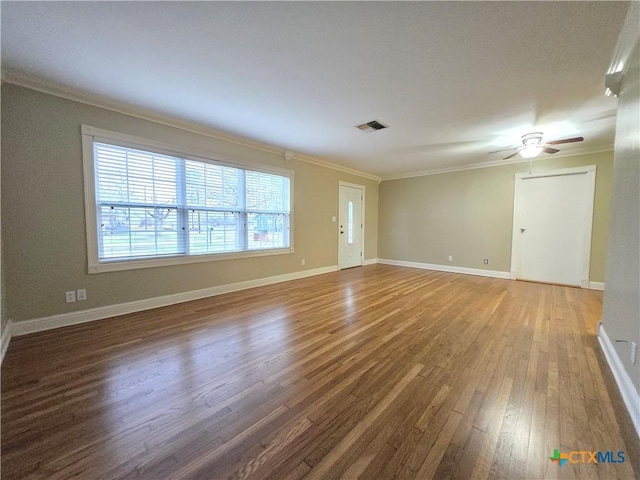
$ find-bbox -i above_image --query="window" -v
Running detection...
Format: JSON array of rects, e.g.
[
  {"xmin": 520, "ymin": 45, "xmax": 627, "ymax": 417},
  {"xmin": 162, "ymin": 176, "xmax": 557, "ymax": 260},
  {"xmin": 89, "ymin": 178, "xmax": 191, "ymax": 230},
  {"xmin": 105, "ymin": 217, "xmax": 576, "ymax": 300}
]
[
  {"xmin": 83, "ymin": 126, "xmax": 292, "ymax": 273},
  {"xmin": 347, "ymin": 200, "xmax": 354, "ymax": 244}
]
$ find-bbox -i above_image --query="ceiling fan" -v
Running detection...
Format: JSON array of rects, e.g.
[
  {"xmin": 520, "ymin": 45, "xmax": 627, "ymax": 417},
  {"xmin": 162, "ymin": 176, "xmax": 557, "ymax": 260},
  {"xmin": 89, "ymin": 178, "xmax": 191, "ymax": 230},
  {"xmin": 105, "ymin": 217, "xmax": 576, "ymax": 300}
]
[{"xmin": 489, "ymin": 132, "xmax": 584, "ymax": 160}]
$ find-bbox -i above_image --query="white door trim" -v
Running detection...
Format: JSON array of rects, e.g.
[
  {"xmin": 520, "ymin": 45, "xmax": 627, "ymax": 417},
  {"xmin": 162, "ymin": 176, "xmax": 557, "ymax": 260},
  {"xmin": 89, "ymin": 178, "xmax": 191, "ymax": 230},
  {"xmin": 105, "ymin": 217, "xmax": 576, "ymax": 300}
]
[
  {"xmin": 338, "ymin": 181, "xmax": 365, "ymax": 269},
  {"xmin": 509, "ymin": 165, "xmax": 596, "ymax": 287}
]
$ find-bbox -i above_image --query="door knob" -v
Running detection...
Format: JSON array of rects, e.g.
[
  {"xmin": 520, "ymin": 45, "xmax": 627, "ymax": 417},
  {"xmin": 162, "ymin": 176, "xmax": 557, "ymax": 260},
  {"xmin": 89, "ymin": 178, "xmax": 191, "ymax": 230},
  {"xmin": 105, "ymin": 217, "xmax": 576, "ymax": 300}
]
[{"xmin": 521, "ymin": 228, "xmax": 526, "ymax": 233}]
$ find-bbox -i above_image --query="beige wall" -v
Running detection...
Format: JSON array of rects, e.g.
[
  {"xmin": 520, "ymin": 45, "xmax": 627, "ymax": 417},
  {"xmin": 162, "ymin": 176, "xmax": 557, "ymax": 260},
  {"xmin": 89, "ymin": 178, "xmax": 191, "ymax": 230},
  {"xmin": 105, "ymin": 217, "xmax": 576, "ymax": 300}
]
[
  {"xmin": 379, "ymin": 151, "xmax": 613, "ymax": 281},
  {"xmin": 1, "ymin": 84, "xmax": 378, "ymax": 322},
  {"xmin": 602, "ymin": 42, "xmax": 640, "ymax": 392}
]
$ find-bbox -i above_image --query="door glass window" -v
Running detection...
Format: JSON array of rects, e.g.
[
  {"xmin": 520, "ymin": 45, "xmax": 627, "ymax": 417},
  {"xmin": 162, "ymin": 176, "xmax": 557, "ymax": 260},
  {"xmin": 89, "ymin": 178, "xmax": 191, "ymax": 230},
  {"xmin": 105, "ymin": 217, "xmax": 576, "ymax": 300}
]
[{"xmin": 348, "ymin": 201, "xmax": 354, "ymax": 244}]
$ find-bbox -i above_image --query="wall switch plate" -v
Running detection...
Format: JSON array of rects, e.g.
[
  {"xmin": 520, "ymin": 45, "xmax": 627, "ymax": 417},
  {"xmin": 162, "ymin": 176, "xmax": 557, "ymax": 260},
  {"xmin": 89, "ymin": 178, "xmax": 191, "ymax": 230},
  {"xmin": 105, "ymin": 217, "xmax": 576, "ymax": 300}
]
[
  {"xmin": 484, "ymin": 259, "xmax": 489, "ymax": 265},
  {"xmin": 631, "ymin": 341, "xmax": 637, "ymax": 364},
  {"xmin": 448, "ymin": 255, "xmax": 453, "ymax": 262},
  {"xmin": 77, "ymin": 289, "xmax": 87, "ymax": 301},
  {"xmin": 301, "ymin": 259, "xmax": 306, "ymax": 266},
  {"xmin": 65, "ymin": 291, "xmax": 76, "ymax": 303},
  {"xmin": 332, "ymin": 216, "xmax": 336, "ymax": 222}
]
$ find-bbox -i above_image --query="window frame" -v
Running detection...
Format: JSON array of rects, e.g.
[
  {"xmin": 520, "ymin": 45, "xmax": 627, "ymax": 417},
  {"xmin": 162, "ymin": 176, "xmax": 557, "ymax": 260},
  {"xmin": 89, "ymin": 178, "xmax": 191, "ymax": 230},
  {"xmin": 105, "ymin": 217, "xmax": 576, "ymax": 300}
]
[{"xmin": 82, "ymin": 125, "xmax": 294, "ymax": 274}]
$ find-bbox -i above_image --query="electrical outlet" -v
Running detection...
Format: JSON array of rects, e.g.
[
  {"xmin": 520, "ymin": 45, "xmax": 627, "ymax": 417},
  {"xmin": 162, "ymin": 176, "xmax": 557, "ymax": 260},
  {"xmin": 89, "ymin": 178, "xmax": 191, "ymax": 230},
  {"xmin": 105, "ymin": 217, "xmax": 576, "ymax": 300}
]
[
  {"xmin": 77, "ymin": 289, "xmax": 87, "ymax": 301},
  {"xmin": 301, "ymin": 259, "xmax": 306, "ymax": 266},
  {"xmin": 448, "ymin": 255, "xmax": 453, "ymax": 262},
  {"xmin": 65, "ymin": 291, "xmax": 76, "ymax": 303},
  {"xmin": 484, "ymin": 259, "xmax": 489, "ymax": 265},
  {"xmin": 631, "ymin": 342, "xmax": 637, "ymax": 364}
]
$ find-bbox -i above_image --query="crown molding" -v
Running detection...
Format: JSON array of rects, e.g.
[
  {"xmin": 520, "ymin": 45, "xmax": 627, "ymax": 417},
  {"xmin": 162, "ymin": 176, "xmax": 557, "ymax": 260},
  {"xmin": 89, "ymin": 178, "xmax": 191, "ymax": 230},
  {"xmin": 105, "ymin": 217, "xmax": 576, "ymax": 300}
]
[
  {"xmin": 1, "ymin": 69, "xmax": 282, "ymax": 155},
  {"xmin": 287, "ymin": 151, "xmax": 380, "ymax": 182},
  {"xmin": 381, "ymin": 146, "xmax": 614, "ymax": 181},
  {"xmin": 607, "ymin": 1, "xmax": 640, "ymax": 76},
  {"xmin": 0, "ymin": 68, "xmax": 611, "ymax": 185},
  {"xmin": 1, "ymin": 69, "xmax": 380, "ymax": 182}
]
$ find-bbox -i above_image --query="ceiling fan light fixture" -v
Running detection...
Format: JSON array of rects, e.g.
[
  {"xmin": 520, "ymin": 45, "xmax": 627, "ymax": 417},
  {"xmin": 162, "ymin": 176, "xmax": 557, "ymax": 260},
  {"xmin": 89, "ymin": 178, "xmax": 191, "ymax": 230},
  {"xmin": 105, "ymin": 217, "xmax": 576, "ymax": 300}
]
[
  {"xmin": 519, "ymin": 133, "xmax": 543, "ymax": 158},
  {"xmin": 520, "ymin": 145, "xmax": 542, "ymax": 158},
  {"xmin": 492, "ymin": 132, "xmax": 583, "ymax": 160}
]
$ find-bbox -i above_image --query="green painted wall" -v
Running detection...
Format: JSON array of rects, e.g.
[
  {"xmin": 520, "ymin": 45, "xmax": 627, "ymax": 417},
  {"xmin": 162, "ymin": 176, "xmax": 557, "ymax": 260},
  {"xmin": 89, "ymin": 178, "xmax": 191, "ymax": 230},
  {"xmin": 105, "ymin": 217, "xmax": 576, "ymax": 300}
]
[
  {"xmin": 379, "ymin": 151, "xmax": 613, "ymax": 282},
  {"xmin": 1, "ymin": 84, "xmax": 378, "ymax": 322}
]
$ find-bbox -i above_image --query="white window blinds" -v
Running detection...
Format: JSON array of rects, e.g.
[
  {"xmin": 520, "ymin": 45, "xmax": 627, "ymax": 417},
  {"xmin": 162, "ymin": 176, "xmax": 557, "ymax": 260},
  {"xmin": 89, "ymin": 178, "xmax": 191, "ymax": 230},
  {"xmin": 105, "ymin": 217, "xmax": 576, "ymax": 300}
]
[{"xmin": 93, "ymin": 141, "xmax": 291, "ymax": 263}]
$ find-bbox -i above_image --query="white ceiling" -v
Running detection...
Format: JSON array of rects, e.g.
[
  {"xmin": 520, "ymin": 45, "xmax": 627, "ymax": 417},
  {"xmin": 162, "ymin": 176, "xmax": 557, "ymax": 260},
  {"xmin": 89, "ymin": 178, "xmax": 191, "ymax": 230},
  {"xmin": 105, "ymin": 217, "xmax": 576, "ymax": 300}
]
[{"xmin": 1, "ymin": 1, "xmax": 629, "ymax": 179}]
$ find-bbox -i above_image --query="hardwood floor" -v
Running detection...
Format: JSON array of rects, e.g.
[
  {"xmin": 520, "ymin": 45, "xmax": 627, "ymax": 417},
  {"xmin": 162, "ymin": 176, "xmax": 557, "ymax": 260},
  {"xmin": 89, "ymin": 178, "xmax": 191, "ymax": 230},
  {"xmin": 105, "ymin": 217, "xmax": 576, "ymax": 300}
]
[{"xmin": 2, "ymin": 265, "xmax": 638, "ymax": 479}]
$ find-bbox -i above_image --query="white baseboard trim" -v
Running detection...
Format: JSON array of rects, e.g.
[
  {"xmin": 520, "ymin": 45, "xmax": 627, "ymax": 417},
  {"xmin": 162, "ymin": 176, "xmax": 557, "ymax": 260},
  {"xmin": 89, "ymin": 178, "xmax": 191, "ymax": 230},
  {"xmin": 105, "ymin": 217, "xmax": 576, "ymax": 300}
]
[
  {"xmin": 11, "ymin": 265, "xmax": 338, "ymax": 337},
  {"xmin": 378, "ymin": 258, "xmax": 510, "ymax": 280},
  {"xmin": 509, "ymin": 271, "xmax": 604, "ymax": 290},
  {"xmin": 363, "ymin": 258, "xmax": 378, "ymax": 266},
  {"xmin": 597, "ymin": 321, "xmax": 640, "ymax": 438},
  {"xmin": 1, "ymin": 320, "xmax": 13, "ymax": 364}
]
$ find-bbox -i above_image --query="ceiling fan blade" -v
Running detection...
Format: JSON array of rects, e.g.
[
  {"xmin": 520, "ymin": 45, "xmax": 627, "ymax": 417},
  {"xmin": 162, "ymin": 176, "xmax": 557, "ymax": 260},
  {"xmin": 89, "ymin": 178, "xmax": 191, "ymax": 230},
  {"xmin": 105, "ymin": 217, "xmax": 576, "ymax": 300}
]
[
  {"xmin": 503, "ymin": 152, "xmax": 520, "ymax": 160},
  {"xmin": 543, "ymin": 147, "xmax": 560, "ymax": 154},
  {"xmin": 488, "ymin": 147, "xmax": 517, "ymax": 154},
  {"xmin": 547, "ymin": 136, "xmax": 584, "ymax": 145}
]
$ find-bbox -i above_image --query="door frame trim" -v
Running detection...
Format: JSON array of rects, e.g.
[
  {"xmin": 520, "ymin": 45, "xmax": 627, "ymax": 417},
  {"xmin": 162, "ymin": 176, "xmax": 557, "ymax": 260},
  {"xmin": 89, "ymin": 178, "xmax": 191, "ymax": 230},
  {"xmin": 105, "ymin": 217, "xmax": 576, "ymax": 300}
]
[
  {"xmin": 509, "ymin": 165, "xmax": 596, "ymax": 287},
  {"xmin": 338, "ymin": 181, "xmax": 365, "ymax": 269}
]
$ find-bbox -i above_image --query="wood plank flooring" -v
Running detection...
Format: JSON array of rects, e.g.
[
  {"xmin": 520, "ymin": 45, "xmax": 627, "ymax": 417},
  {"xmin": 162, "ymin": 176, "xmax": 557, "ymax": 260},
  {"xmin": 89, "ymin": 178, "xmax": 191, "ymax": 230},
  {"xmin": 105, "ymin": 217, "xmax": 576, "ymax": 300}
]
[{"xmin": 2, "ymin": 265, "xmax": 638, "ymax": 479}]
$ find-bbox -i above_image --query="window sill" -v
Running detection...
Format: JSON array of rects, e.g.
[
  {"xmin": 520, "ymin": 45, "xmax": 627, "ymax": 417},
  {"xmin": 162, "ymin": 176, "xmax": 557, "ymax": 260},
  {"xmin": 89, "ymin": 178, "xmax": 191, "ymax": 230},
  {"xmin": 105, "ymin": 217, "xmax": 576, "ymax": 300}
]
[{"xmin": 88, "ymin": 247, "xmax": 294, "ymax": 274}]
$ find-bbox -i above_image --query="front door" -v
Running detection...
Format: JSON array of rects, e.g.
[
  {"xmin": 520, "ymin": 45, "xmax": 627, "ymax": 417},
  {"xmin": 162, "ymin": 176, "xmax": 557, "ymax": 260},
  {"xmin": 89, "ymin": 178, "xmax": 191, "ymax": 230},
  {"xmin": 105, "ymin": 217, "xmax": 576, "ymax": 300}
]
[{"xmin": 338, "ymin": 183, "xmax": 364, "ymax": 269}]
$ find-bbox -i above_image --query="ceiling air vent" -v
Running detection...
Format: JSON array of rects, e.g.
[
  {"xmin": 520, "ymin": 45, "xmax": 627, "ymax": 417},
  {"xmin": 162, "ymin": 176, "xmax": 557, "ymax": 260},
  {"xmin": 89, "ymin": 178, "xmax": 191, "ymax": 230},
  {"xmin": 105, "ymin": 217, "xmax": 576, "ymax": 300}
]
[{"xmin": 356, "ymin": 120, "xmax": 389, "ymax": 133}]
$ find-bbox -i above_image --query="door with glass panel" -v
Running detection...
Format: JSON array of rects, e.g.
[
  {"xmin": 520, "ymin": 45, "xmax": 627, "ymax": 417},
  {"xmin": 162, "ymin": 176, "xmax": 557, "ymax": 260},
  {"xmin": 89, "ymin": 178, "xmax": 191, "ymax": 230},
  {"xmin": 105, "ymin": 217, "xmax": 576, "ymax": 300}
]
[{"xmin": 338, "ymin": 183, "xmax": 364, "ymax": 269}]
